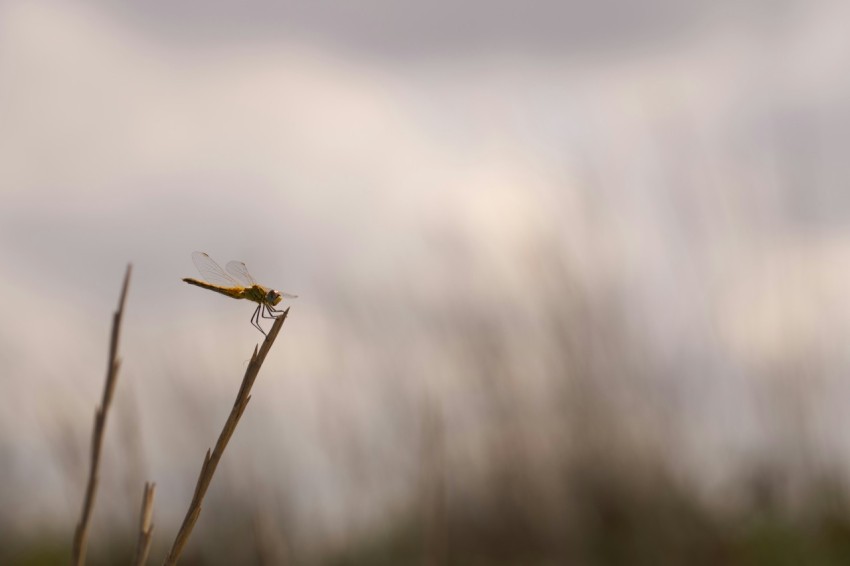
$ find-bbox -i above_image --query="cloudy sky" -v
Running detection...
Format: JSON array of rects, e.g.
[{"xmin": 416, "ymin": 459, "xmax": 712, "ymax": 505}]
[{"xmin": 3, "ymin": 0, "xmax": 850, "ymax": 549}]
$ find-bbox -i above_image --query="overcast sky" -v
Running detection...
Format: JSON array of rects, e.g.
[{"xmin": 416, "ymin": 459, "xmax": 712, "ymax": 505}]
[
  {"xmin": 93, "ymin": 0, "xmax": 801, "ymax": 57},
  {"xmin": 3, "ymin": 0, "xmax": 850, "ymax": 544}
]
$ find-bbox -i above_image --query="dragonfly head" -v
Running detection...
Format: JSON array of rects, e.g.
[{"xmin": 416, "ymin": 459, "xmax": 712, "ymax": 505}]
[{"xmin": 266, "ymin": 289, "xmax": 283, "ymax": 306}]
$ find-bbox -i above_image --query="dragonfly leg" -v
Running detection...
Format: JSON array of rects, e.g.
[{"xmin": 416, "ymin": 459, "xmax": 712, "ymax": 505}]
[
  {"xmin": 266, "ymin": 304, "xmax": 287, "ymax": 318},
  {"xmin": 250, "ymin": 304, "xmax": 266, "ymax": 335},
  {"xmin": 260, "ymin": 303, "xmax": 283, "ymax": 320}
]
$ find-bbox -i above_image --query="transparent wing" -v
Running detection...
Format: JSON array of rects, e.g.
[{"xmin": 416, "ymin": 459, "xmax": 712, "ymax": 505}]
[
  {"xmin": 191, "ymin": 251, "xmax": 242, "ymax": 287},
  {"xmin": 225, "ymin": 260, "xmax": 257, "ymax": 286},
  {"xmin": 279, "ymin": 291, "xmax": 298, "ymax": 298}
]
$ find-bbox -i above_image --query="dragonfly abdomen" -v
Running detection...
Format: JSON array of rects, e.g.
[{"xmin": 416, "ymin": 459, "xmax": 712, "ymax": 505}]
[{"xmin": 182, "ymin": 278, "xmax": 246, "ymax": 300}]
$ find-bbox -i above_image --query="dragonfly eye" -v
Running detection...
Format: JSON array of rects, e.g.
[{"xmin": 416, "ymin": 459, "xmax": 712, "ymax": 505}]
[{"xmin": 267, "ymin": 290, "xmax": 282, "ymax": 306}]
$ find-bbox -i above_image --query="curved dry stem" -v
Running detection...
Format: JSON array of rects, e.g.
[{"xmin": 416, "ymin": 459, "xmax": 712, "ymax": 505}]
[
  {"xmin": 72, "ymin": 264, "xmax": 132, "ymax": 566},
  {"xmin": 163, "ymin": 309, "xmax": 290, "ymax": 565}
]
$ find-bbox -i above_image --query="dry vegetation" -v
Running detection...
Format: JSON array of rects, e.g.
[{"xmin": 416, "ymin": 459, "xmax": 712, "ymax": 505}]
[
  {"xmin": 164, "ymin": 312, "xmax": 289, "ymax": 564},
  {"xmin": 58, "ymin": 267, "xmax": 291, "ymax": 566},
  {"xmin": 5, "ymin": 261, "xmax": 850, "ymax": 566},
  {"xmin": 72, "ymin": 265, "xmax": 132, "ymax": 566}
]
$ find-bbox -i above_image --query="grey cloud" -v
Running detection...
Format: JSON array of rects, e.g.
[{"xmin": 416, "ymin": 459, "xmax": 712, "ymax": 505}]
[{"xmin": 98, "ymin": 0, "xmax": 795, "ymax": 57}]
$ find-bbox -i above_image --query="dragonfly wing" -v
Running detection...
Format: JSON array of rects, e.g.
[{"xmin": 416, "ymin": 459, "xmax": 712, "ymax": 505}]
[
  {"xmin": 225, "ymin": 260, "xmax": 258, "ymax": 286},
  {"xmin": 279, "ymin": 291, "xmax": 298, "ymax": 298},
  {"xmin": 191, "ymin": 251, "xmax": 242, "ymax": 287}
]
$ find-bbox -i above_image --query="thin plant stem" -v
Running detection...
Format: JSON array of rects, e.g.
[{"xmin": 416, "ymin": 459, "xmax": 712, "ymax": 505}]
[
  {"xmin": 72, "ymin": 264, "xmax": 132, "ymax": 566},
  {"xmin": 163, "ymin": 309, "xmax": 290, "ymax": 565},
  {"xmin": 132, "ymin": 482, "xmax": 156, "ymax": 566}
]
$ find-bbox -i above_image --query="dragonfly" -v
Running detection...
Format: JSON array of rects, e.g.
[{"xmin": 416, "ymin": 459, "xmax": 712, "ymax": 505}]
[{"xmin": 183, "ymin": 251, "xmax": 297, "ymax": 335}]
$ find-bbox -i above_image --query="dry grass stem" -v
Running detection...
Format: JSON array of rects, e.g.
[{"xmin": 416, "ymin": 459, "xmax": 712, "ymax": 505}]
[
  {"xmin": 133, "ymin": 482, "xmax": 156, "ymax": 566},
  {"xmin": 163, "ymin": 309, "xmax": 290, "ymax": 565},
  {"xmin": 72, "ymin": 264, "xmax": 132, "ymax": 566}
]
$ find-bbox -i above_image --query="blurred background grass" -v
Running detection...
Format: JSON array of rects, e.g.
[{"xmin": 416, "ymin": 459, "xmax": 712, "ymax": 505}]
[{"xmin": 3, "ymin": 0, "xmax": 850, "ymax": 564}]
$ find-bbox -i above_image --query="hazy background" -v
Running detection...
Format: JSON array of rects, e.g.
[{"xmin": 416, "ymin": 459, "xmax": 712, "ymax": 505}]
[{"xmin": 3, "ymin": 0, "xmax": 850, "ymax": 563}]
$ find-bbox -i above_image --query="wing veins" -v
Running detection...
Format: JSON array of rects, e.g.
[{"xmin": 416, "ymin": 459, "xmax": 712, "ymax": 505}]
[
  {"xmin": 191, "ymin": 251, "xmax": 242, "ymax": 287},
  {"xmin": 226, "ymin": 260, "xmax": 257, "ymax": 286}
]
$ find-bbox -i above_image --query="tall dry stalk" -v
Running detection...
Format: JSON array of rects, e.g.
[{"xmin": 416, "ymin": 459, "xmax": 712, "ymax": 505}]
[
  {"xmin": 133, "ymin": 482, "xmax": 156, "ymax": 566},
  {"xmin": 72, "ymin": 264, "xmax": 132, "ymax": 566},
  {"xmin": 163, "ymin": 309, "xmax": 290, "ymax": 565}
]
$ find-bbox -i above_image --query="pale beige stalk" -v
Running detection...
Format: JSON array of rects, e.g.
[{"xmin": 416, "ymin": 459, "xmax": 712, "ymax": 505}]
[
  {"xmin": 133, "ymin": 482, "xmax": 156, "ymax": 566},
  {"xmin": 163, "ymin": 309, "xmax": 290, "ymax": 565},
  {"xmin": 72, "ymin": 264, "xmax": 132, "ymax": 566}
]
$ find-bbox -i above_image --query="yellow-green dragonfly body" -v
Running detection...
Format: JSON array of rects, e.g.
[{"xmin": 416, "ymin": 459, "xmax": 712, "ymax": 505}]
[{"xmin": 183, "ymin": 251, "xmax": 296, "ymax": 334}]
